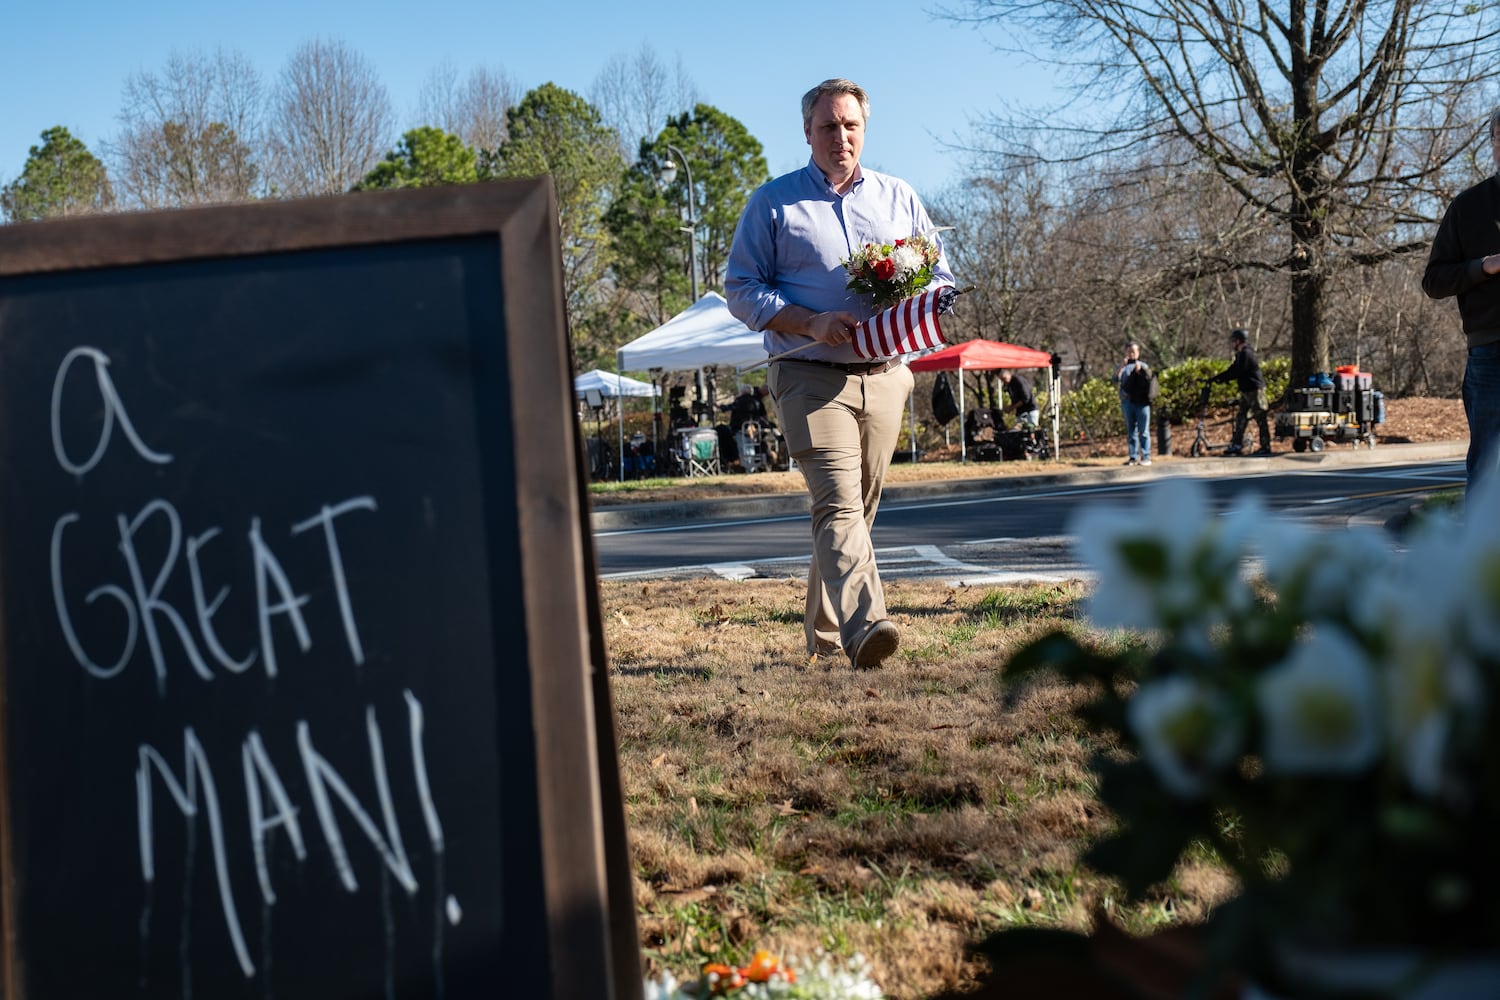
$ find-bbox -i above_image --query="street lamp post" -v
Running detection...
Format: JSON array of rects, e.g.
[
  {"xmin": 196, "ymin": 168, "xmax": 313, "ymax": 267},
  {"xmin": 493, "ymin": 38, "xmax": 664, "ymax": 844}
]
[{"xmin": 659, "ymin": 143, "xmax": 700, "ymax": 302}]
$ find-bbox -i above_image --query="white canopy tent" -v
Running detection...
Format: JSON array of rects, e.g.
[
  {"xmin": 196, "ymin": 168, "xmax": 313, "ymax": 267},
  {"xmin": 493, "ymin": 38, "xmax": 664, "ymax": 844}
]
[
  {"xmin": 615, "ymin": 291, "xmax": 766, "ymax": 371},
  {"xmin": 573, "ymin": 369, "xmax": 658, "ymax": 399},
  {"xmin": 613, "ymin": 292, "xmax": 768, "ymax": 480},
  {"xmin": 575, "ymin": 370, "xmax": 659, "ymax": 480}
]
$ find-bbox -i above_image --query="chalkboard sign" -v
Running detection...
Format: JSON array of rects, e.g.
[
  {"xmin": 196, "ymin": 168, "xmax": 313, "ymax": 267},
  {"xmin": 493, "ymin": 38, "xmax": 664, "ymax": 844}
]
[{"xmin": 0, "ymin": 183, "xmax": 638, "ymax": 999}]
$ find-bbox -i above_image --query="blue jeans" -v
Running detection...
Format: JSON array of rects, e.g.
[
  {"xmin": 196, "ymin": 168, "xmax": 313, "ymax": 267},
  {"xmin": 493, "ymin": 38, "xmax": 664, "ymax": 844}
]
[
  {"xmin": 1122, "ymin": 400, "xmax": 1151, "ymax": 461},
  {"xmin": 1464, "ymin": 342, "xmax": 1500, "ymax": 490}
]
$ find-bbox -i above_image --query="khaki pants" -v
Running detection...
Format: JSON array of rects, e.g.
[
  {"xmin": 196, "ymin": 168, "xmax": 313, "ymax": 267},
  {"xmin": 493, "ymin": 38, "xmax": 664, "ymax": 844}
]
[{"xmin": 768, "ymin": 360, "xmax": 914, "ymax": 654}]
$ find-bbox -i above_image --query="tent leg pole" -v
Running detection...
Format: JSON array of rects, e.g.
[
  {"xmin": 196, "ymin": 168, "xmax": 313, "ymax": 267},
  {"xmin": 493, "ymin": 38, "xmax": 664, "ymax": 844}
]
[
  {"xmin": 616, "ymin": 355, "xmax": 625, "ymax": 483},
  {"xmin": 909, "ymin": 394, "xmax": 916, "ymax": 463},
  {"xmin": 959, "ymin": 376, "xmax": 966, "ymax": 463},
  {"xmin": 1051, "ymin": 371, "xmax": 1060, "ymax": 461}
]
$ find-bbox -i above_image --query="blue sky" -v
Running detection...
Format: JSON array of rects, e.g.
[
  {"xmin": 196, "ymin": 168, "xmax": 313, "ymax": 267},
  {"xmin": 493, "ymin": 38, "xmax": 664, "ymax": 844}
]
[{"xmin": 1, "ymin": 0, "xmax": 1039, "ymax": 199}]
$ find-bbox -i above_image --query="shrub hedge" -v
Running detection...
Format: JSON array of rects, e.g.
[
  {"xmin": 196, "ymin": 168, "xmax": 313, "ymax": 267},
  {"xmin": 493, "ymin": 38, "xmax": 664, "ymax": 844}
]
[{"xmin": 1047, "ymin": 355, "xmax": 1292, "ymax": 441}]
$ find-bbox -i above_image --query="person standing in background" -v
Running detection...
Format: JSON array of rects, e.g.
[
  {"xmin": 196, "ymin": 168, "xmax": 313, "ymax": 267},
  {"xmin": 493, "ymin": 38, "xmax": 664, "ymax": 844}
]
[
  {"xmin": 1422, "ymin": 107, "xmax": 1500, "ymax": 491},
  {"xmin": 1117, "ymin": 343, "xmax": 1152, "ymax": 466}
]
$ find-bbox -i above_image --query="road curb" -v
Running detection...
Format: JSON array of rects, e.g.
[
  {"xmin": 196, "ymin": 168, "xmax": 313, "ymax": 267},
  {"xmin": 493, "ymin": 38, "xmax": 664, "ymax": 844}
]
[{"xmin": 590, "ymin": 440, "xmax": 1468, "ymax": 531}]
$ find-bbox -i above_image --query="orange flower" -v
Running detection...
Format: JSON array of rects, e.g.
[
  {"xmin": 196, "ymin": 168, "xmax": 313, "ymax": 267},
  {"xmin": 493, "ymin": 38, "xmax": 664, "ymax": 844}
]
[
  {"xmin": 702, "ymin": 962, "xmax": 746, "ymax": 994},
  {"xmin": 740, "ymin": 950, "xmax": 796, "ymax": 983}
]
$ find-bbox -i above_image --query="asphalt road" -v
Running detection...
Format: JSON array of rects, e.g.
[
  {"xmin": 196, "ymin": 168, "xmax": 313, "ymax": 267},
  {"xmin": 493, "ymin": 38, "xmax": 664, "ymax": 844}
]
[{"xmin": 592, "ymin": 443, "xmax": 1467, "ymax": 584}]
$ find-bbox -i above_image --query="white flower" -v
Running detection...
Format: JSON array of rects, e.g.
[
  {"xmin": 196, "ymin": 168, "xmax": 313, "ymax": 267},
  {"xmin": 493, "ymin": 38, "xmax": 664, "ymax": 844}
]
[
  {"xmin": 642, "ymin": 972, "xmax": 686, "ymax": 1000},
  {"xmin": 890, "ymin": 243, "xmax": 925, "ymax": 278},
  {"xmin": 1073, "ymin": 478, "xmax": 1255, "ymax": 632},
  {"xmin": 1128, "ymin": 675, "xmax": 1243, "ymax": 797},
  {"xmin": 1426, "ymin": 479, "xmax": 1500, "ymax": 661},
  {"xmin": 646, "ymin": 952, "xmax": 885, "ymax": 1000},
  {"xmin": 1258, "ymin": 628, "xmax": 1382, "ymax": 775},
  {"xmin": 1382, "ymin": 611, "xmax": 1483, "ymax": 797},
  {"xmin": 786, "ymin": 951, "xmax": 885, "ymax": 1000},
  {"xmin": 1253, "ymin": 515, "xmax": 1394, "ymax": 624}
]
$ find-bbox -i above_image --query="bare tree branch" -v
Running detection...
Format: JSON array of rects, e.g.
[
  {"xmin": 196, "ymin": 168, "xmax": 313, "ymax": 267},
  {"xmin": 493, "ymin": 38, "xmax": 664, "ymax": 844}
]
[
  {"xmin": 109, "ymin": 48, "xmax": 264, "ymax": 209},
  {"xmin": 951, "ymin": 0, "xmax": 1500, "ymax": 380},
  {"xmin": 267, "ymin": 38, "xmax": 393, "ymax": 197}
]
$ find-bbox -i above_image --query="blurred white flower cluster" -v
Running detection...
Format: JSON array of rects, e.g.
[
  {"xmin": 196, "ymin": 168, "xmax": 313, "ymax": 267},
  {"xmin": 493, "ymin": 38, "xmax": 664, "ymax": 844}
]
[
  {"xmin": 1078, "ymin": 477, "xmax": 1493, "ymax": 803},
  {"xmin": 644, "ymin": 950, "xmax": 883, "ymax": 1000},
  {"xmin": 1009, "ymin": 476, "xmax": 1500, "ymax": 948}
]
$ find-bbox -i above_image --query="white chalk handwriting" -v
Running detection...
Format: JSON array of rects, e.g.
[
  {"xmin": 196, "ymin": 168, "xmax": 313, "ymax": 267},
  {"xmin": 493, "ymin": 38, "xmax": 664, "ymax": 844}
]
[
  {"xmin": 51, "ymin": 346, "xmax": 172, "ymax": 476},
  {"xmin": 50, "ymin": 497, "xmax": 375, "ymax": 695},
  {"xmin": 137, "ymin": 691, "xmax": 448, "ymax": 980}
]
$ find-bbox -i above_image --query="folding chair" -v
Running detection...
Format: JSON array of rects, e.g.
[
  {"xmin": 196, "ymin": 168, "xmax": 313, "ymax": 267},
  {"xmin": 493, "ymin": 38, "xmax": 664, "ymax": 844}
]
[{"xmin": 685, "ymin": 428, "xmax": 720, "ymax": 477}]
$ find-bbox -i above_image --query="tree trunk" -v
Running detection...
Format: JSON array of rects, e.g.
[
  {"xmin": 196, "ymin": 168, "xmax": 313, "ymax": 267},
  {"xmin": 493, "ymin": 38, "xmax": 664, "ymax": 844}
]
[{"xmin": 1289, "ymin": 245, "xmax": 1330, "ymax": 389}]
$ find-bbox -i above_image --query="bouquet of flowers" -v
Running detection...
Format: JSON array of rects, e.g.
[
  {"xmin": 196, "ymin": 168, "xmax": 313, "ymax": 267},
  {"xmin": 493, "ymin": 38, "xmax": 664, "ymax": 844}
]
[
  {"xmin": 1001, "ymin": 477, "xmax": 1500, "ymax": 968},
  {"xmin": 842, "ymin": 231, "xmax": 944, "ymax": 309},
  {"xmin": 644, "ymin": 949, "xmax": 883, "ymax": 999}
]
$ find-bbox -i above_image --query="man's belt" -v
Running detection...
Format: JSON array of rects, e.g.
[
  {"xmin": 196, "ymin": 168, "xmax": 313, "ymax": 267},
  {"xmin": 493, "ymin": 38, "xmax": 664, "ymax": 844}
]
[{"xmin": 786, "ymin": 357, "xmax": 898, "ymax": 376}]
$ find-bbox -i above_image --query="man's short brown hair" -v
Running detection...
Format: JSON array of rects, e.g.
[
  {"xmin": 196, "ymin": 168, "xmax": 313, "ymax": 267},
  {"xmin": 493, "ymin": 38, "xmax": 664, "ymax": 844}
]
[{"xmin": 802, "ymin": 79, "xmax": 870, "ymax": 129}]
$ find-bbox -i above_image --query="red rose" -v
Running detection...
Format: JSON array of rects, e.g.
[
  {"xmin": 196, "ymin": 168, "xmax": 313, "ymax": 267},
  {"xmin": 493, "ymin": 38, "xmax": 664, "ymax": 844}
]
[{"xmin": 874, "ymin": 258, "xmax": 896, "ymax": 281}]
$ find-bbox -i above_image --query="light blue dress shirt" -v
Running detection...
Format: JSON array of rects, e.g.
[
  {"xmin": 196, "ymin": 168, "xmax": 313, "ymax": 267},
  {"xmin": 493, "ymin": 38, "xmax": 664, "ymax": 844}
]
[{"xmin": 725, "ymin": 159, "xmax": 955, "ymax": 364}]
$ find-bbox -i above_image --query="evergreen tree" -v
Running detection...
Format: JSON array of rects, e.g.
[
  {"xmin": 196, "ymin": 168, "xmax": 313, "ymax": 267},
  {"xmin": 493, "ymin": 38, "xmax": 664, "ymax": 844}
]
[
  {"xmin": 605, "ymin": 105, "xmax": 769, "ymax": 323},
  {"xmin": 2, "ymin": 127, "xmax": 113, "ymax": 222},
  {"xmin": 356, "ymin": 127, "xmax": 479, "ymax": 189},
  {"xmin": 491, "ymin": 84, "xmax": 625, "ymax": 358}
]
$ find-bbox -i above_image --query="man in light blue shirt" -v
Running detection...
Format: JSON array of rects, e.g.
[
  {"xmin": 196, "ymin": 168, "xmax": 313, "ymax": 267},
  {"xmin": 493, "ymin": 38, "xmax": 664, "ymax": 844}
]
[{"xmin": 725, "ymin": 78, "xmax": 954, "ymax": 669}]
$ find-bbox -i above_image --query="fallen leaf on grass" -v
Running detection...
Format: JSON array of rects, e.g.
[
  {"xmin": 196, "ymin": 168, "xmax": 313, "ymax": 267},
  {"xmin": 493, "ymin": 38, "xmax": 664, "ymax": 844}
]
[
  {"xmin": 865, "ymin": 688, "xmax": 881, "ymax": 699},
  {"xmin": 650, "ymin": 753, "xmax": 668, "ymax": 769},
  {"xmin": 659, "ymin": 886, "xmax": 718, "ymax": 905},
  {"xmin": 776, "ymin": 799, "xmax": 800, "ymax": 816}
]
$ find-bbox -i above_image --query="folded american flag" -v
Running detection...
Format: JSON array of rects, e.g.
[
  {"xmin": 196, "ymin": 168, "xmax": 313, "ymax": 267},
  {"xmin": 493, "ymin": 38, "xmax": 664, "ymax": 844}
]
[{"xmin": 852, "ymin": 285, "xmax": 959, "ymax": 360}]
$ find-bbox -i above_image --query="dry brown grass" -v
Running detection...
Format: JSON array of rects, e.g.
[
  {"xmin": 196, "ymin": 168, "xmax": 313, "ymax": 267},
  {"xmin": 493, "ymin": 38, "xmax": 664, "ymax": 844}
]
[{"xmin": 606, "ymin": 577, "xmax": 1237, "ymax": 999}]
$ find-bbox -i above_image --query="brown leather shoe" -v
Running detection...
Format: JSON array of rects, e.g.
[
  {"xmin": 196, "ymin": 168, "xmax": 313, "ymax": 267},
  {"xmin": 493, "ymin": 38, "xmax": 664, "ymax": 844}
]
[{"xmin": 850, "ymin": 619, "xmax": 900, "ymax": 669}]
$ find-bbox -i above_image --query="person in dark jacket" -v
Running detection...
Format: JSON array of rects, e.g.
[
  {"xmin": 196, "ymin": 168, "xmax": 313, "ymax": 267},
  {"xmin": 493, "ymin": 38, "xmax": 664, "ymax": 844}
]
[
  {"xmin": 1116, "ymin": 342, "xmax": 1152, "ymax": 465},
  {"xmin": 997, "ymin": 369, "xmax": 1039, "ymax": 427},
  {"xmin": 727, "ymin": 384, "xmax": 768, "ymax": 433},
  {"xmin": 1209, "ymin": 328, "xmax": 1271, "ymax": 455},
  {"xmin": 1422, "ymin": 107, "xmax": 1500, "ymax": 490}
]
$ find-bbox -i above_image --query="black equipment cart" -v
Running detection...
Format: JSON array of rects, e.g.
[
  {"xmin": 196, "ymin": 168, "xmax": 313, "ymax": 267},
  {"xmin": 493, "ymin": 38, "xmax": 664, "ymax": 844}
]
[{"xmin": 1275, "ymin": 368, "xmax": 1384, "ymax": 453}]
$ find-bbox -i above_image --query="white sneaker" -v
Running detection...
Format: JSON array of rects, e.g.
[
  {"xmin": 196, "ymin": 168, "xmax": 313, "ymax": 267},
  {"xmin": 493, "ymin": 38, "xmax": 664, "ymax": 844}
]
[{"xmin": 1141, "ymin": 458, "xmax": 1152, "ymax": 466}]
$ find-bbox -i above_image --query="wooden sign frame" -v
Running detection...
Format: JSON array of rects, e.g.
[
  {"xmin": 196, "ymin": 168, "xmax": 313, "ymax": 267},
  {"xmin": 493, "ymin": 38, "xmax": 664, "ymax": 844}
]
[{"xmin": 0, "ymin": 183, "xmax": 638, "ymax": 999}]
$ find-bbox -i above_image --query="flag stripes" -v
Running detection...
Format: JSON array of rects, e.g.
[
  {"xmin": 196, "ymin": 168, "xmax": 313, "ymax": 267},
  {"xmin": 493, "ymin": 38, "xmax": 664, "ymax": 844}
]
[{"xmin": 852, "ymin": 285, "xmax": 952, "ymax": 359}]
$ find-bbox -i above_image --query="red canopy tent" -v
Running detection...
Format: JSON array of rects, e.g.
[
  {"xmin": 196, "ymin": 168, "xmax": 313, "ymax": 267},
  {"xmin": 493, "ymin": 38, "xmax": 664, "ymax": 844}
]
[
  {"xmin": 907, "ymin": 339, "xmax": 1052, "ymax": 373},
  {"xmin": 907, "ymin": 339, "xmax": 1057, "ymax": 462}
]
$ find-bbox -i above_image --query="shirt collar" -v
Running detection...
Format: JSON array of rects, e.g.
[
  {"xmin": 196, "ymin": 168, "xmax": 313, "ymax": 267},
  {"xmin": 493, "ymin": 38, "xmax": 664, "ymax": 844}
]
[{"xmin": 805, "ymin": 157, "xmax": 863, "ymax": 196}]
